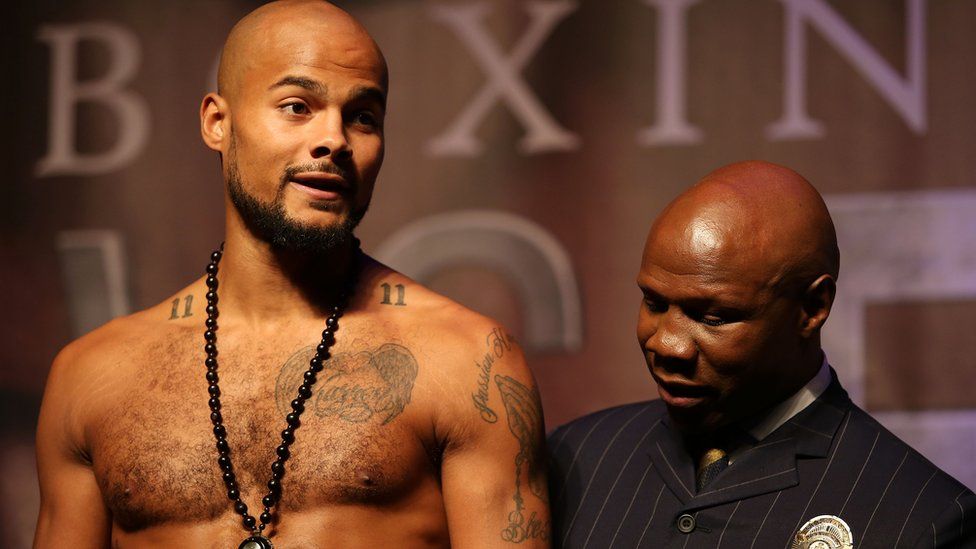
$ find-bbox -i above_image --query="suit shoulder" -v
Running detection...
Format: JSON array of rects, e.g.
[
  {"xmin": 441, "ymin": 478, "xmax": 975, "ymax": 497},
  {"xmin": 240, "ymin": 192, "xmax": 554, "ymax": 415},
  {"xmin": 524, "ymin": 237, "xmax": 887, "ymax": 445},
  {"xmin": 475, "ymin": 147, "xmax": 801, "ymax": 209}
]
[
  {"xmin": 841, "ymin": 402, "xmax": 973, "ymax": 504},
  {"xmin": 548, "ymin": 400, "xmax": 665, "ymax": 453},
  {"xmin": 554, "ymin": 400, "xmax": 667, "ymax": 433}
]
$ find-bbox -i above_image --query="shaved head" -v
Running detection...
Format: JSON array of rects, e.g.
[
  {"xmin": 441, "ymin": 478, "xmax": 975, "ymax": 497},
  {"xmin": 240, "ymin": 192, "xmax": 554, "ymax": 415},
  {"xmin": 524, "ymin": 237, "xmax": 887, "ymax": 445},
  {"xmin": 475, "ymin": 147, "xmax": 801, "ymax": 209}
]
[
  {"xmin": 637, "ymin": 161, "xmax": 840, "ymax": 433},
  {"xmin": 217, "ymin": 0, "xmax": 388, "ymax": 103},
  {"xmin": 650, "ymin": 160, "xmax": 839, "ymax": 296},
  {"xmin": 200, "ymin": 0, "xmax": 389, "ymax": 255}
]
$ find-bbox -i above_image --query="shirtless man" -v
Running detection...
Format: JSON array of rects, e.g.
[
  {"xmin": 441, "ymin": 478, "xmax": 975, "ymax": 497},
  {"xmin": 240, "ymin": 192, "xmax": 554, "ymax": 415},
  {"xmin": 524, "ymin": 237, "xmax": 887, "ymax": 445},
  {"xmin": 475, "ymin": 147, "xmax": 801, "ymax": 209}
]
[{"xmin": 34, "ymin": 2, "xmax": 549, "ymax": 547}]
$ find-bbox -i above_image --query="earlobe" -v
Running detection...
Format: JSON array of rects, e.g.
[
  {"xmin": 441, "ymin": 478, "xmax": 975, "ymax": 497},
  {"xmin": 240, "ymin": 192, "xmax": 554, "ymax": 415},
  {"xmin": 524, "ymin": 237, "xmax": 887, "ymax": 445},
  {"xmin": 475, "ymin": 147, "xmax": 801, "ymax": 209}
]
[
  {"xmin": 799, "ymin": 275, "xmax": 836, "ymax": 337},
  {"xmin": 200, "ymin": 93, "xmax": 229, "ymax": 152}
]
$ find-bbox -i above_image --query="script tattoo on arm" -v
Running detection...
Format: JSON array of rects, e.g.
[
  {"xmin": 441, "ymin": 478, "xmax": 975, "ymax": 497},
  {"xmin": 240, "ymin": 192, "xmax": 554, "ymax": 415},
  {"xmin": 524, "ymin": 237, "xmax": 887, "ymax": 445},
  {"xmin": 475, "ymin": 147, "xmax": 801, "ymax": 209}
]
[
  {"xmin": 495, "ymin": 374, "xmax": 549, "ymax": 543},
  {"xmin": 472, "ymin": 328, "xmax": 517, "ymax": 423},
  {"xmin": 275, "ymin": 343, "xmax": 419, "ymax": 424}
]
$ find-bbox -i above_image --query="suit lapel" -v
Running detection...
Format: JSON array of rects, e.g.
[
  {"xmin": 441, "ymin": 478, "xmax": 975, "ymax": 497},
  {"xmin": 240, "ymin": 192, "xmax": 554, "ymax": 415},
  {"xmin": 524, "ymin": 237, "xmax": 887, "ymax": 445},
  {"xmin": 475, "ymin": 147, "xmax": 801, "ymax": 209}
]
[
  {"xmin": 691, "ymin": 434, "xmax": 800, "ymax": 508},
  {"xmin": 685, "ymin": 375, "xmax": 851, "ymax": 509},
  {"xmin": 647, "ymin": 415, "xmax": 697, "ymax": 503}
]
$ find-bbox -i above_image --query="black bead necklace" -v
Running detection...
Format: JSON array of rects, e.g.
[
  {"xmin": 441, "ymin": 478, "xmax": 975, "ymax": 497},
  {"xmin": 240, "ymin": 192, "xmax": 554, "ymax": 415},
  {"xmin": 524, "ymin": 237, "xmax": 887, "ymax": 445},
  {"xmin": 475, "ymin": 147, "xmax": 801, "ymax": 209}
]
[{"xmin": 202, "ymin": 244, "xmax": 358, "ymax": 549}]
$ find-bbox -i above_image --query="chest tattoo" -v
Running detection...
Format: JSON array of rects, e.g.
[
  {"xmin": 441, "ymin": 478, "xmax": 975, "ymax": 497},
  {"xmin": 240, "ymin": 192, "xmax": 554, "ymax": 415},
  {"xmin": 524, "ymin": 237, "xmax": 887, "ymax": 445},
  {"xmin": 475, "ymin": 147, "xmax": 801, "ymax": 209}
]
[{"xmin": 275, "ymin": 343, "xmax": 419, "ymax": 425}]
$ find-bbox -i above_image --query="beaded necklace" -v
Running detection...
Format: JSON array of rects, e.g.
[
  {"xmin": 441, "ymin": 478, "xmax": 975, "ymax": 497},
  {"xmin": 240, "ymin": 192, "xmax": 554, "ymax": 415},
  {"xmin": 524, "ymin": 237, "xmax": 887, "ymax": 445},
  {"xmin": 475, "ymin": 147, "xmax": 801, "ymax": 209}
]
[{"xmin": 201, "ymin": 244, "xmax": 357, "ymax": 549}]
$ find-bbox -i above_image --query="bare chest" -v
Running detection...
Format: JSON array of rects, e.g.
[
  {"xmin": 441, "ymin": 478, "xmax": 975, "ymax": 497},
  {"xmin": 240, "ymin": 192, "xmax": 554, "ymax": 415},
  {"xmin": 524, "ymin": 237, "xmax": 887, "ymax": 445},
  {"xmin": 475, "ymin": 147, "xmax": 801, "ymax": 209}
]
[{"xmin": 89, "ymin": 338, "xmax": 431, "ymax": 532}]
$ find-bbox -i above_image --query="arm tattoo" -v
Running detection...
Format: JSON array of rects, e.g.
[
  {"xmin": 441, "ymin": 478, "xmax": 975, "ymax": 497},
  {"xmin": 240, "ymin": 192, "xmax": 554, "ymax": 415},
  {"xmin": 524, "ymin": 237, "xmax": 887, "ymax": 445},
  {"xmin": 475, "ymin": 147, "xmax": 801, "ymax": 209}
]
[
  {"xmin": 275, "ymin": 343, "xmax": 419, "ymax": 425},
  {"xmin": 472, "ymin": 328, "xmax": 516, "ymax": 423},
  {"xmin": 495, "ymin": 374, "xmax": 549, "ymax": 543}
]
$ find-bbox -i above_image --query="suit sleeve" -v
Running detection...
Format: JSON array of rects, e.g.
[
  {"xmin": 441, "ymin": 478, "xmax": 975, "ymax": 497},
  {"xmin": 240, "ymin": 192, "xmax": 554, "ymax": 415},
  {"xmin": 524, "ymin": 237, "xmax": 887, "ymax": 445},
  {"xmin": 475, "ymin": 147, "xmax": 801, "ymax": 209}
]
[
  {"xmin": 547, "ymin": 424, "xmax": 576, "ymax": 549},
  {"xmin": 913, "ymin": 488, "xmax": 976, "ymax": 548}
]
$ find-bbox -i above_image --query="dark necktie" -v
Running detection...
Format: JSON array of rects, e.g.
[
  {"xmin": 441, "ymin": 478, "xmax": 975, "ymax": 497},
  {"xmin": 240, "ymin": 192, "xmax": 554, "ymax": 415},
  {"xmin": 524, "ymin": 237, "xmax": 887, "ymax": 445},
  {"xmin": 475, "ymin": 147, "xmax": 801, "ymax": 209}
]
[{"xmin": 696, "ymin": 447, "xmax": 729, "ymax": 492}]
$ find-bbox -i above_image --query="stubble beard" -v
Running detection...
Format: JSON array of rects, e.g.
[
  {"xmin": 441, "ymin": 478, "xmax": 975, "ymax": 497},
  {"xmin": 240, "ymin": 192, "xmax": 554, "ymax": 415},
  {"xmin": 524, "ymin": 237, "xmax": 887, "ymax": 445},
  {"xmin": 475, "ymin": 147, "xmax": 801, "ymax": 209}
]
[{"xmin": 225, "ymin": 137, "xmax": 369, "ymax": 255}]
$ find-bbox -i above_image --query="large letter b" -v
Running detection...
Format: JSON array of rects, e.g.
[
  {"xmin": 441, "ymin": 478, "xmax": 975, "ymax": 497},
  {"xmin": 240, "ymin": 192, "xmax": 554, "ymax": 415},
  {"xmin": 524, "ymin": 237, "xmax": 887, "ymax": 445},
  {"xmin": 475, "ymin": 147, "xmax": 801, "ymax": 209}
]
[{"xmin": 36, "ymin": 23, "xmax": 150, "ymax": 176}]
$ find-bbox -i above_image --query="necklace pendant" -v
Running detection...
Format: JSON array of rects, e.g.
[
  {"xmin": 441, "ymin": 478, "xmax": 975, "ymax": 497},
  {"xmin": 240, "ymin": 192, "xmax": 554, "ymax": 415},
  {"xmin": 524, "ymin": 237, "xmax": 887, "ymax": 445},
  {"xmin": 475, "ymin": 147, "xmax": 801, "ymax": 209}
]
[{"xmin": 239, "ymin": 535, "xmax": 274, "ymax": 549}]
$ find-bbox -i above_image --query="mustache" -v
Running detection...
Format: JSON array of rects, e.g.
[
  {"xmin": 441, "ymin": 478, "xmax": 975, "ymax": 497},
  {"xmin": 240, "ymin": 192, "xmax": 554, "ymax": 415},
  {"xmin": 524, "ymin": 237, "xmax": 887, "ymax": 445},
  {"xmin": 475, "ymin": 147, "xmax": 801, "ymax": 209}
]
[{"xmin": 281, "ymin": 162, "xmax": 357, "ymax": 190}]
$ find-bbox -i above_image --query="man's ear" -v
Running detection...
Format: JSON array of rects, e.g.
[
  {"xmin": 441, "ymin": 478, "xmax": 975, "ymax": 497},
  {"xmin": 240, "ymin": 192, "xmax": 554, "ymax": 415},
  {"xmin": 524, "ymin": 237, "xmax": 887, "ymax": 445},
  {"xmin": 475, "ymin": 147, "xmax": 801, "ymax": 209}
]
[
  {"xmin": 200, "ymin": 93, "xmax": 230, "ymax": 152},
  {"xmin": 799, "ymin": 274, "xmax": 836, "ymax": 338}
]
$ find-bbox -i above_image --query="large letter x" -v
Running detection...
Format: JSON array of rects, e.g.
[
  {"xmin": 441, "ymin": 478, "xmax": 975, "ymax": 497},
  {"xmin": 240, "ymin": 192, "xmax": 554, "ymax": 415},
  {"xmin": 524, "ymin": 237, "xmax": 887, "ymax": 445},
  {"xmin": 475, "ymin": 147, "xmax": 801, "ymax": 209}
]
[{"xmin": 427, "ymin": 1, "xmax": 580, "ymax": 157}]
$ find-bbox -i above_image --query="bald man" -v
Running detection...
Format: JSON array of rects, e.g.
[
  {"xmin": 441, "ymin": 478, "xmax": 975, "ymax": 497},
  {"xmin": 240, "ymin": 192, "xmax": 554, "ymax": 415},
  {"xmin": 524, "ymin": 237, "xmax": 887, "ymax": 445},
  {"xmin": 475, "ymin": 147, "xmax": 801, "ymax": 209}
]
[
  {"xmin": 548, "ymin": 162, "xmax": 976, "ymax": 548},
  {"xmin": 34, "ymin": 2, "xmax": 548, "ymax": 548}
]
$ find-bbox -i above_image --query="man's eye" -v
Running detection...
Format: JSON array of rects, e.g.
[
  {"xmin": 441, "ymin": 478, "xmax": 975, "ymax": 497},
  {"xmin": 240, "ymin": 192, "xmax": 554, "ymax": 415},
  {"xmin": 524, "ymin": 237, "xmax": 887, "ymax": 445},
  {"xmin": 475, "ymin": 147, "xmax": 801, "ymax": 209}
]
[
  {"xmin": 701, "ymin": 315, "xmax": 726, "ymax": 327},
  {"xmin": 281, "ymin": 103, "xmax": 309, "ymax": 115},
  {"xmin": 644, "ymin": 299, "xmax": 666, "ymax": 313},
  {"xmin": 352, "ymin": 111, "xmax": 379, "ymax": 128},
  {"xmin": 700, "ymin": 309, "xmax": 740, "ymax": 326}
]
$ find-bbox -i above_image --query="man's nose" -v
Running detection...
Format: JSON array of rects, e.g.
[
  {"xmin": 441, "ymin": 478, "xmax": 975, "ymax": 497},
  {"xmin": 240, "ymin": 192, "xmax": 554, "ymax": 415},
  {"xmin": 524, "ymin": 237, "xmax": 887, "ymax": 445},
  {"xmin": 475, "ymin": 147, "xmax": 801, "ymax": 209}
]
[
  {"xmin": 645, "ymin": 310, "xmax": 696, "ymax": 366},
  {"xmin": 310, "ymin": 109, "xmax": 351, "ymax": 161}
]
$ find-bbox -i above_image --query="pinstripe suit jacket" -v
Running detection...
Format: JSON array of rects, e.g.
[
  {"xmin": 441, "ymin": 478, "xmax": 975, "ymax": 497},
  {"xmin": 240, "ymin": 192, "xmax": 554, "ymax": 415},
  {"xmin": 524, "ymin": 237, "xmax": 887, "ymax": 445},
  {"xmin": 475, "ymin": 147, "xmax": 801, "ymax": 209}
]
[{"xmin": 548, "ymin": 376, "xmax": 976, "ymax": 548}]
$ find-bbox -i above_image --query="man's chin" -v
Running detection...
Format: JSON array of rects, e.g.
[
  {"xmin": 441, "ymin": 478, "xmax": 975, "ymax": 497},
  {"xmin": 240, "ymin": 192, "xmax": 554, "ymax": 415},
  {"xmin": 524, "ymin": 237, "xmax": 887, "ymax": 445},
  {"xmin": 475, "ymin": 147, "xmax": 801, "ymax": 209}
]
[
  {"xmin": 282, "ymin": 206, "xmax": 357, "ymax": 233},
  {"xmin": 286, "ymin": 213, "xmax": 349, "ymax": 232},
  {"xmin": 228, "ymin": 178, "xmax": 364, "ymax": 253},
  {"xmin": 252, "ymin": 211, "xmax": 358, "ymax": 254},
  {"xmin": 664, "ymin": 405, "xmax": 724, "ymax": 436},
  {"xmin": 289, "ymin": 196, "xmax": 367, "ymax": 226},
  {"xmin": 288, "ymin": 199, "xmax": 348, "ymax": 219}
]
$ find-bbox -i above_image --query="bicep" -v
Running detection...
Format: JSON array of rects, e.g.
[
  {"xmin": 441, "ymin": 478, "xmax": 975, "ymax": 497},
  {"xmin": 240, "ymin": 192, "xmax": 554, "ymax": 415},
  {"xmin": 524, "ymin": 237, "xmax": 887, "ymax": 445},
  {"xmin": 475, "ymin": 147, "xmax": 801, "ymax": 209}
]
[
  {"xmin": 440, "ymin": 343, "xmax": 550, "ymax": 548},
  {"xmin": 35, "ymin": 456, "xmax": 111, "ymax": 548},
  {"xmin": 34, "ymin": 358, "xmax": 111, "ymax": 548}
]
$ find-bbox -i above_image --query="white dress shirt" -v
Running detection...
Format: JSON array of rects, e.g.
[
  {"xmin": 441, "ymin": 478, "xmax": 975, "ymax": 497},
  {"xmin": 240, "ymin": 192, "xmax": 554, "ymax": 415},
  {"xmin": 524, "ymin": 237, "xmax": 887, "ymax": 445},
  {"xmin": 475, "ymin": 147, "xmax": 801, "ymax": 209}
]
[{"xmin": 728, "ymin": 356, "xmax": 832, "ymax": 463}]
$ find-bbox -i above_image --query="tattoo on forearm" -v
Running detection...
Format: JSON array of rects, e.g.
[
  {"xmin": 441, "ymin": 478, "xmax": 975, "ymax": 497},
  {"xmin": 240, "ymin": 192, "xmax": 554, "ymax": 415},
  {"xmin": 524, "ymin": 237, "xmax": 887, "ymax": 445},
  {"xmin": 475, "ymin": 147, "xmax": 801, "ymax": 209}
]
[
  {"xmin": 379, "ymin": 282, "xmax": 406, "ymax": 306},
  {"xmin": 472, "ymin": 328, "xmax": 516, "ymax": 423},
  {"xmin": 275, "ymin": 343, "xmax": 419, "ymax": 424},
  {"xmin": 495, "ymin": 374, "xmax": 549, "ymax": 543},
  {"xmin": 168, "ymin": 295, "xmax": 193, "ymax": 320}
]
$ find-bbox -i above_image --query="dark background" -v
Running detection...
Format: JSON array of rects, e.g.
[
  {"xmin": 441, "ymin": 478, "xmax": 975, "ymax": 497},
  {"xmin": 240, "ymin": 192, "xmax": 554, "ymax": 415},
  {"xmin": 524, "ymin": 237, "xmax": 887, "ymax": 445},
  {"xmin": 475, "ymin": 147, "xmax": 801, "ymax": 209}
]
[{"xmin": 2, "ymin": 0, "xmax": 975, "ymax": 544}]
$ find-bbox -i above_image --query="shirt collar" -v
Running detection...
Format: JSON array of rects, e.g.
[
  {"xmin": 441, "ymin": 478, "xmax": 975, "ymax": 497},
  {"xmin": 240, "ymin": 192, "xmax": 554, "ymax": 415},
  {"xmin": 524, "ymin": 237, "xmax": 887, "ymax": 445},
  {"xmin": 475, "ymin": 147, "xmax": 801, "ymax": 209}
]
[{"xmin": 742, "ymin": 355, "xmax": 832, "ymax": 442}]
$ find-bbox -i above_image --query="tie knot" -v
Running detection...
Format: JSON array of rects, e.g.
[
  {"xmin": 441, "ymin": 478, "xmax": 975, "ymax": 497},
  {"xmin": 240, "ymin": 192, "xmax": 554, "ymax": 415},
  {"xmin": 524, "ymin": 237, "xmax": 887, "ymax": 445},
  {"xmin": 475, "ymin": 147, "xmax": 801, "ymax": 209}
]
[
  {"xmin": 695, "ymin": 447, "xmax": 729, "ymax": 492},
  {"xmin": 698, "ymin": 447, "xmax": 727, "ymax": 470}
]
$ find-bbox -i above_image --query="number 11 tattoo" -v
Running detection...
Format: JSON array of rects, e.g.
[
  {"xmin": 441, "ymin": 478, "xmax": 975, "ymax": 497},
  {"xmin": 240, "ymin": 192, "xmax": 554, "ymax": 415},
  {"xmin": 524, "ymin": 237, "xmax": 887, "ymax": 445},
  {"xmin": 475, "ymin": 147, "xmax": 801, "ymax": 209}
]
[
  {"xmin": 168, "ymin": 295, "xmax": 193, "ymax": 320},
  {"xmin": 379, "ymin": 283, "xmax": 406, "ymax": 306}
]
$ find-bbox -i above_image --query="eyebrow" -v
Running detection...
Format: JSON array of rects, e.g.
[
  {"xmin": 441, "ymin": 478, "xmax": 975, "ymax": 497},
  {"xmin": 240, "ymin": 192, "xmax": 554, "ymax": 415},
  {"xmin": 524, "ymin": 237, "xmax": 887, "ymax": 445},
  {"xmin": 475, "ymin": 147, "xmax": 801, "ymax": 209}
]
[
  {"xmin": 268, "ymin": 77, "xmax": 386, "ymax": 110},
  {"xmin": 348, "ymin": 85, "xmax": 387, "ymax": 111},
  {"xmin": 269, "ymin": 76, "xmax": 326, "ymax": 95}
]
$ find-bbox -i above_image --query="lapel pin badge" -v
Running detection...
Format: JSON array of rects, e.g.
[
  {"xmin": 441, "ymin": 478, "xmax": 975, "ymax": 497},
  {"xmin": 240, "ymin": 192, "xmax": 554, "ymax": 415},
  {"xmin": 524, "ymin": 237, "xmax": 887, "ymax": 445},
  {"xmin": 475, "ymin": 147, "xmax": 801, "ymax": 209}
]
[{"xmin": 791, "ymin": 514, "xmax": 854, "ymax": 549}]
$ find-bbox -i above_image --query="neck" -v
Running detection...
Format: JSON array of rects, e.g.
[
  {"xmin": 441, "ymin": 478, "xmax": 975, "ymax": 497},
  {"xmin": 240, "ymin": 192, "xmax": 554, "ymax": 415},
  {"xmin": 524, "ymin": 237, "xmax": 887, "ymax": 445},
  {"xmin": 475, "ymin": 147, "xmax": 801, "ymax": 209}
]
[
  {"xmin": 785, "ymin": 345, "xmax": 825, "ymax": 395},
  {"xmin": 213, "ymin": 229, "xmax": 358, "ymax": 324}
]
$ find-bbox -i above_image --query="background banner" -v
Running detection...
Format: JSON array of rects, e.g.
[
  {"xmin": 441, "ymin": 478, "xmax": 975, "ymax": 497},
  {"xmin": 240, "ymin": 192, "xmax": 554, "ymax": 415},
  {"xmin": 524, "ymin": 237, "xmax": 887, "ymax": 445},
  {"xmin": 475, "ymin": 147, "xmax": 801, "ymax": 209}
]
[{"xmin": 3, "ymin": 0, "xmax": 974, "ymax": 544}]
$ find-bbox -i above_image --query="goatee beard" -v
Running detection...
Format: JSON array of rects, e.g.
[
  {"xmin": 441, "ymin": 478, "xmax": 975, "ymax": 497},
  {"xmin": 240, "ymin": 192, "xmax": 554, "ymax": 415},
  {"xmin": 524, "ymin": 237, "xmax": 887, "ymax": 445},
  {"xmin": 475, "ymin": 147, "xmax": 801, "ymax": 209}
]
[{"xmin": 226, "ymin": 155, "xmax": 367, "ymax": 255}]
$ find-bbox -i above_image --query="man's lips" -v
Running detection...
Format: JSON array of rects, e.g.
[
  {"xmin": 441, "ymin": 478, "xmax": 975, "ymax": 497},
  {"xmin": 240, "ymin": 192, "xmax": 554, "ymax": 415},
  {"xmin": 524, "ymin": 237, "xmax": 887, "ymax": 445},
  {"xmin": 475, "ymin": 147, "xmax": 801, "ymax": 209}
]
[
  {"xmin": 652, "ymin": 373, "xmax": 714, "ymax": 409},
  {"xmin": 288, "ymin": 172, "xmax": 350, "ymax": 200}
]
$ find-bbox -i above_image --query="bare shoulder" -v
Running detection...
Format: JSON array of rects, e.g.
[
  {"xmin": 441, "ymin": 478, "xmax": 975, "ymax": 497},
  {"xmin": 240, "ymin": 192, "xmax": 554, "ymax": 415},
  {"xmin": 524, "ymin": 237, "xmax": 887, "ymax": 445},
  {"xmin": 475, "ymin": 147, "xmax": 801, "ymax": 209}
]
[
  {"xmin": 42, "ymin": 280, "xmax": 206, "ymax": 432},
  {"xmin": 360, "ymin": 256, "xmax": 530, "ymax": 374},
  {"xmin": 359, "ymin": 256, "xmax": 539, "ymax": 436},
  {"xmin": 52, "ymin": 281, "xmax": 201, "ymax": 376}
]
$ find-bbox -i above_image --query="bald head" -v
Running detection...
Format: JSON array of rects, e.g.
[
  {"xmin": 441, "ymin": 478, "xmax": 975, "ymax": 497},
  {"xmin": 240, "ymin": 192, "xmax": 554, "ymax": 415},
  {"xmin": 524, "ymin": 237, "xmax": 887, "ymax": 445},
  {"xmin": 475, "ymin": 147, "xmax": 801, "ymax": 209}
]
[
  {"xmin": 649, "ymin": 161, "xmax": 839, "ymax": 295},
  {"xmin": 199, "ymin": 0, "xmax": 389, "ymax": 256},
  {"xmin": 637, "ymin": 161, "xmax": 839, "ymax": 432},
  {"xmin": 217, "ymin": 0, "xmax": 388, "ymax": 102}
]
